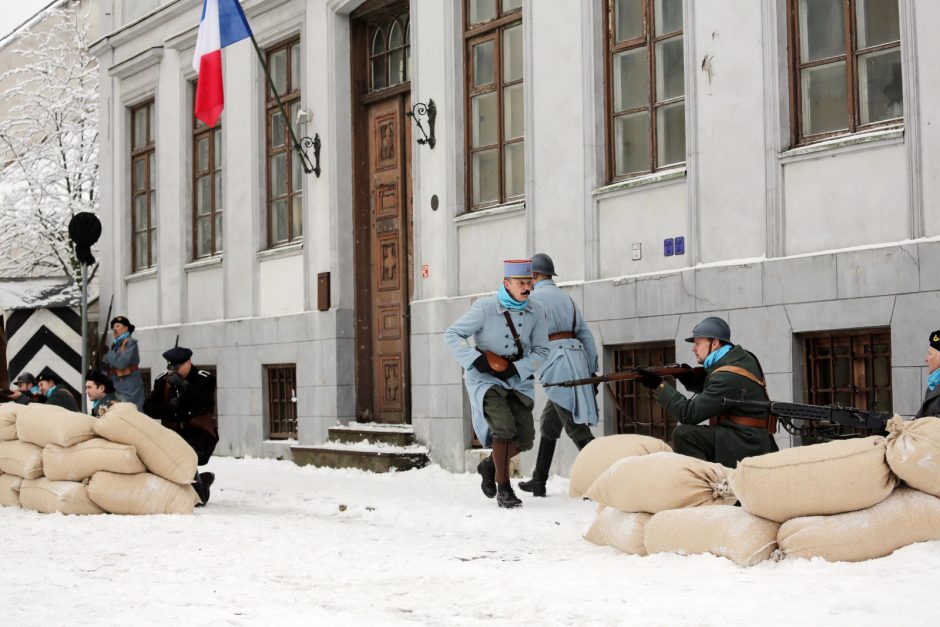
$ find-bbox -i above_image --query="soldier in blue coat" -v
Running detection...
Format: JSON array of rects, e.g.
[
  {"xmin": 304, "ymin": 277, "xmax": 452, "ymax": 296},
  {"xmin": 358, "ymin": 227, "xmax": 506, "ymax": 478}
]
[
  {"xmin": 102, "ymin": 316, "xmax": 146, "ymax": 410},
  {"xmin": 444, "ymin": 259, "xmax": 550, "ymax": 509},
  {"xmin": 519, "ymin": 253, "xmax": 598, "ymax": 497}
]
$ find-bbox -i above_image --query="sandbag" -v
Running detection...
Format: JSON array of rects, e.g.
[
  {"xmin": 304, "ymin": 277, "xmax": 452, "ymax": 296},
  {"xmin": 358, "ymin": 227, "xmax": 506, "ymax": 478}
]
[
  {"xmin": 0, "ymin": 473, "xmax": 22, "ymax": 507},
  {"xmin": 16, "ymin": 402, "xmax": 96, "ymax": 447},
  {"xmin": 644, "ymin": 506, "xmax": 780, "ymax": 567},
  {"xmin": 0, "ymin": 404, "xmax": 17, "ymax": 441},
  {"xmin": 731, "ymin": 436, "xmax": 896, "ymax": 523},
  {"xmin": 885, "ymin": 416, "xmax": 940, "ymax": 498},
  {"xmin": 586, "ymin": 452, "xmax": 735, "ymax": 513},
  {"xmin": 87, "ymin": 471, "xmax": 198, "ymax": 515},
  {"xmin": 0, "ymin": 440, "xmax": 43, "ymax": 479},
  {"xmin": 93, "ymin": 403, "xmax": 198, "ymax": 484},
  {"xmin": 19, "ymin": 477, "xmax": 104, "ymax": 515},
  {"xmin": 43, "ymin": 439, "xmax": 147, "ymax": 482},
  {"xmin": 569, "ymin": 434, "xmax": 672, "ymax": 497},
  {"xmin": 584, "ymin": 506, "xmax": 650, "ymax": 555},
  {"xmin": 778, "ymin": 487, "xmax": 940, "ymax": 562}
]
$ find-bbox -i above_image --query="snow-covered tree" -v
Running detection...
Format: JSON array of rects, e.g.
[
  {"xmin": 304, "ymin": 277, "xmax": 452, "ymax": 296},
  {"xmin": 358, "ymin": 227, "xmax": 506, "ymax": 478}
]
[{"xmin": 0, "ymin": 1, "xmax": 98, "ymax": 281}]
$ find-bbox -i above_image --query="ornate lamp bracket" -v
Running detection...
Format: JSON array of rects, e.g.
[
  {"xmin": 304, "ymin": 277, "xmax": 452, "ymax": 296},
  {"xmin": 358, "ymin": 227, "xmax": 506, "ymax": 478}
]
[
  {"xmin": 298, "ymin": 133, "xmax": 321, "ymax": 177},
  {"xmin": 406, "ymin": 99, "xmax": 437, "ymax": 149}
]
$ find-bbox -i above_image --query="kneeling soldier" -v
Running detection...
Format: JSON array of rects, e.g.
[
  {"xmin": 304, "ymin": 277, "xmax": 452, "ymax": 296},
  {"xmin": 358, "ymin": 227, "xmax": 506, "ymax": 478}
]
[{"xmin": 445, "ymin": 259, "xmax": 550, "ymax": 508}]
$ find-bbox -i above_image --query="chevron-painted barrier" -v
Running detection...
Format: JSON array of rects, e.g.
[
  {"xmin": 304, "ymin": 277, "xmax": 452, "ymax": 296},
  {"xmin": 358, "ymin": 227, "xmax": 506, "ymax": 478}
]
[{"xmin": 4, "ymin": 307, "xmax": 82, "ymax": 393}]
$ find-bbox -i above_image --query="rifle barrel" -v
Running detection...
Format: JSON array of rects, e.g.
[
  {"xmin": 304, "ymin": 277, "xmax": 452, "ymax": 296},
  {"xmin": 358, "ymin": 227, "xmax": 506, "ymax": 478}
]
[{"xmin": 545, "ymin": 366, "xmax": 700, "ymax": 388}]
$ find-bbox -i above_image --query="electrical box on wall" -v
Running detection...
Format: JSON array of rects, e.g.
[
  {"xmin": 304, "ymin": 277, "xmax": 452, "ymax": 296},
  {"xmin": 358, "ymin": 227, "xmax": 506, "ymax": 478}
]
[
  {"xmin": 675, "ymin": 236, "xmax": 685, "ymax": 255},
  {"xmin": 664, "ymin": 238, "xmax": 674, "ymax": 256},
  {"xmin": 632, "ymin": 243, "xmax": 642, "ymax": 261}
]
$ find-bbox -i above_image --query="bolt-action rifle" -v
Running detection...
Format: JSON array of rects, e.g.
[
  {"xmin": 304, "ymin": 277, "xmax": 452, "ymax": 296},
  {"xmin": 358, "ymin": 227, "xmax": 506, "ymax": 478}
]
[
  {"xmin": 544, "ymin": 365, "xmax": 703, "ymax": 388},
  {"xmin": 721, "ymin": 398, "xmax": 890, "ymax": 439}
]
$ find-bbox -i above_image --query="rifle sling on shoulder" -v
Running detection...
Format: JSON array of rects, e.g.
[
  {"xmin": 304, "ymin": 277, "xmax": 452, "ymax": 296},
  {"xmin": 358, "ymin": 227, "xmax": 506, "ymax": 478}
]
[{"xmin": 709, "ymin": 365, "xmax": 777, "ymax": 434}]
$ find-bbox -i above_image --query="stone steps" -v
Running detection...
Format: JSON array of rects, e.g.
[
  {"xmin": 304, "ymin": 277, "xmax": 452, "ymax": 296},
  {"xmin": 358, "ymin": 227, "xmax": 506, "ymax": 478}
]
[{"xmin": 291, "ymin": 423, "xmax": 429, "ymax": 472}]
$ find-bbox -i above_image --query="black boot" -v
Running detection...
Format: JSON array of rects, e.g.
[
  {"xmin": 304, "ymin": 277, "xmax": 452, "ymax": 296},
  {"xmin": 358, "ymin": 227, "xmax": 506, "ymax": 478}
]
[
  {"xmin": 519, "ymin": 437, "xmax": 556, "ymax": 497},
  {"xmin": 477, "ymin": 455, "xmax": 497, "ymax": 498},
  {"xmin": 194, "ymin": 471, "xmax": 215, "ymax": 506},
  {"xmin": 496, "ymin": 481, "xmax": 522, "ymax": 509}
]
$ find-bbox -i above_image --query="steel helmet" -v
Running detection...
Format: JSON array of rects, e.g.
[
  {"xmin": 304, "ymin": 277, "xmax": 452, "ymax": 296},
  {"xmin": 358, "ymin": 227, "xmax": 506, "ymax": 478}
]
[
  {"xmin": 684, "ymin": 316, "xmax": 731, "ymax": 343},
  {"xmin": 530, "ymin": 253, "xmax": 557, "ymax": 277}
]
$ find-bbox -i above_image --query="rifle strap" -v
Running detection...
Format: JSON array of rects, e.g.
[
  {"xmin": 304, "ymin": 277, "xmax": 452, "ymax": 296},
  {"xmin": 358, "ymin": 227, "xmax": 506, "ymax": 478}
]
[
  {"xmin": 502, "ymin": 311, "xmax": 525, "ymax": 361},
  {"xmin": 710, "ymin": 366, "xmax": 777, "ymax": 434}
]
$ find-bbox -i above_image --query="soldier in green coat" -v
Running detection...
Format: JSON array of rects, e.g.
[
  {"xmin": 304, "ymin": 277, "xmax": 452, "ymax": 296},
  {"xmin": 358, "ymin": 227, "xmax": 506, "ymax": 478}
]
[{"xmin": 636, "ymin": 316, "xmax": 779, "ymax": 468}]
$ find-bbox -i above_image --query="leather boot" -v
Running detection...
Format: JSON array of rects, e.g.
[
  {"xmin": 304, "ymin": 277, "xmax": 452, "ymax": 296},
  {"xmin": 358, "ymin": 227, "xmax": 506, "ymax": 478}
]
[
  {"xmin": 497, "ymin": 481, "xmax": 522, "ymax": 509},
  {"xmin": 477, "ymin": 454, "xmax": 497, "ymax": 498},
  {"xmin": 519, "ymin": 437, "xmax": 556, "ymax": 497}
]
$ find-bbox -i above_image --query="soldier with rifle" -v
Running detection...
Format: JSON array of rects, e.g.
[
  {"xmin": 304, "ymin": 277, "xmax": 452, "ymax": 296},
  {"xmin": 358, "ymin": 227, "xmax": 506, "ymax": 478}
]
[
  {"xmin": 518, "ymin": 253, "xmax": 598, "ymax": 498},
  {"xmin": 143, "ymin": 344, "xmax": 218, "ymax": 506},
  {"xmin": 633, "ymin": 316, "xmax": 779, "ymax": 468},
  {"xmin": 6, "ymin": 372, "xmax": 45, "ymax": 405},
  {"xmin": 102, "ymin": 315, "xmax": 145, "ymax": 410}
]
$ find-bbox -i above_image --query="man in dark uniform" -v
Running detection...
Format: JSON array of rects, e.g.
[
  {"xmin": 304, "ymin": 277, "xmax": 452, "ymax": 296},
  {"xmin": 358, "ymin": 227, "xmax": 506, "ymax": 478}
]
[
  {"xmin": 85, "ymin": 370, "xmax": 118, "ymax": 417},
  {"xmin": 36, "ymin": 367, "xmax": 79, "ymax": 411},
  {"xmin": 8, "ymin": 372, "xmax": 45, "ymax": 405},
  {"xmin": 636, "ymin": 316, "xmax": 778, "ymax": 468},
  {"xmin": 143, "ymin": 345, "xmax": 218, "ymax": 505},
  {"xmin": 915, "ymin": 330, "xmax": 940, "ymax": 418}
]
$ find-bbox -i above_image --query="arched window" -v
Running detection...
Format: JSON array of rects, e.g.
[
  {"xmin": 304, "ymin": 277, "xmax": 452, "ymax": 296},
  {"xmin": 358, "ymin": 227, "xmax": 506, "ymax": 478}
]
[{"xmin": 369, "ymin": 13, "xmax": 411, "ymax": 92}]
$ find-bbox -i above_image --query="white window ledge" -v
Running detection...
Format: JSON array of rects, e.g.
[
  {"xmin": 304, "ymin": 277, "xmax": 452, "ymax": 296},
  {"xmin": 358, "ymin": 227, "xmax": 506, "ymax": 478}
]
[
  {"xmin": 454, "ymin": 201, "xmax": 525, "ymax": 225},
  {"xmin": 257, "ymin": 241, "xmax": 303, "ymax": 261},
  {"xmin": 184, "ymin": 255, "xmax": 223, "ymax": 272},
  {"xmin": 779, "ymin": 127, "xmax": 904, "ymax": 164},
  {"xmin": 593, "ymin": 167, "xmax": 686, "ymax": 199},
  {"xmin": 124, "ymin": 268, "xmax": 157, "ymax": 283}
]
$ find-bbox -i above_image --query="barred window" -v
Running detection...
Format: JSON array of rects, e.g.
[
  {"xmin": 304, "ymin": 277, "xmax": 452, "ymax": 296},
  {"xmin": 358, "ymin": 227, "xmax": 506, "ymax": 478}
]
[
  {"xmin": 803, "ymin": 329, "xmax": 892, "ymax": 412},
  {"xmin": 788, "ymin": 0, "xmax": 903, "ymax": 144},
  {"xmin": 266, "ymin": 364, "xmax": 298, "ymax": 439},
  {"xmin": 609, "ymin": 341, "xmax": 677, "ymax": 443}
]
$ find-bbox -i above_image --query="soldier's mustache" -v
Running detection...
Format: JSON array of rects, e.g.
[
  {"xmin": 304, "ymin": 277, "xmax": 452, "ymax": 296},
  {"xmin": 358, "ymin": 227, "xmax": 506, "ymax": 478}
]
[{"xmin": 521, "ymin": 290, "xmax": 530, "ymax": 295}]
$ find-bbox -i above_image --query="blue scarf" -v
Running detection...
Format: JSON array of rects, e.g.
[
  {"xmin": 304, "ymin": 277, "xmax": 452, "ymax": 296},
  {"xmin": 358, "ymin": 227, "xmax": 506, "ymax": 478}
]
[
  {"xmin": 497, "ymin": 284, "xmax": 528, "ymax": 311},
  {"xmin": 112, "ymin": 332, "xmax": 130, "ymax": 347},
  {"xmin": 928, "ymin": 369, "xmax": 940, "ymax": 392},
  {"xmin": 45, "ymin": 385, "xmax": 58, "ymax": 399},
  {"xmin": 704, "ymin": 344, "xmax": 733, "ymax": 369}
]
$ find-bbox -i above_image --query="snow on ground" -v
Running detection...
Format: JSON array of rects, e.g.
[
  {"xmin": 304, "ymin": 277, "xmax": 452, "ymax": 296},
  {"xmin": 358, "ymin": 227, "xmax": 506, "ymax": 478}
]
[{"xmin": 1, "ymin": 457, "xmax": 937, "ymax": 626}]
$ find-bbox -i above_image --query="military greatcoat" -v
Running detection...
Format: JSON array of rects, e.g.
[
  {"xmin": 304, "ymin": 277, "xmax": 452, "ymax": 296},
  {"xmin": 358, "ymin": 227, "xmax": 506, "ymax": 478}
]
[
  {"xmin": 527, "ymin": 279, "xmax": 598, "ymax": 426},
  {"xmin": 103, "ymin": 336, "xmax": 146, "ymax": 410},
  {"xmin": 444, "ymin": 294, "xmax": 550, "ymax": 446},
  {"xmin": 654, "ymin": 344, "xmax": 778, "ymax": 467}
]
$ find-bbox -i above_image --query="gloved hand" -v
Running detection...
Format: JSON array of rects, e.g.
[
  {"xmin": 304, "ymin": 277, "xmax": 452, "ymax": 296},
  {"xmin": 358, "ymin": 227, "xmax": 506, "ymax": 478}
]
[
  {"xmin": 168, "ymin": 397, "xmax": 181, "ymax": 414},
  {"xmin": 472, "ymin": 354, "xmax": 492, "ymax": 374},
  {"xmin": 168, "ymin": 372, "xmax": 189, "ymax": 390},
  {"xmin": 635, "ymin": 368, "xmax": 663, "ymax": 390},
  {"xmin": 590, "ymin": 373, "xmax": 600, "ymax": 397},
  {"xmin": 676, "ymin": 363, "xmax": 707, "ymax": 391},
  {"xmin": 495, "ymin": 362, "xmax": 519, "ymax": 381}
]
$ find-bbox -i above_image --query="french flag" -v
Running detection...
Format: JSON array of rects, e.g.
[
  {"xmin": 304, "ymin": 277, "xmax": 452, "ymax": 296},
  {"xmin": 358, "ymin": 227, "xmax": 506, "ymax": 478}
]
[{"xmin": 193, "ymin": 0, "xmax": 253, "ymax": 127}]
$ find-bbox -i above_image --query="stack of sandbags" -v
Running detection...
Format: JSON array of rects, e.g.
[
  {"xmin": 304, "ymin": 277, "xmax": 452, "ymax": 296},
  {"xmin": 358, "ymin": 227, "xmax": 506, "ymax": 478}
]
[
  {"xmin": 731, "ymin": 436, "xmax": 896, "ymax": 523},
  {"xmin": 884, "ymin": 415, "xmax": 940, "ymax": 497},
  {"xmin": 644, "ymin": 506, "xmax": 781, "ymax": 567},
  {"xmin": 569, "ymin": 434, "xmax": 672, "ymax": 498},
  {"xmin": 582, "ymin": 451, "xmax": 738, "ymax": 558},
  {"xmin": 0, "ymin": 401, "xmax": 199, "ymax": 515},
  {"xmin": 90, "ymin": 403, "xmax": 200, "ymax": 514}
]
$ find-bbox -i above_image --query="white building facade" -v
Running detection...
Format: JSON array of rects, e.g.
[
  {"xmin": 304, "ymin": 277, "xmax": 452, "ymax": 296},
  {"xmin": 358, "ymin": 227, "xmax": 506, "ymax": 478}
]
[{"xmin": 92, "ymin": 0, "xmax": 936, "ymax": 474}]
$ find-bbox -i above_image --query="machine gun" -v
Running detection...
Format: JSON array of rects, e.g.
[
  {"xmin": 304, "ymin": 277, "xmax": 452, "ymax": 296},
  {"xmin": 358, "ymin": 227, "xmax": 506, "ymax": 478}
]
[
  {"xmin": 721, "ymin": 398, "xmax": 890, "ymax": 441},
  {"xmin": 544, "ymin": 365, "xmax": 703, "ymax": 388}
]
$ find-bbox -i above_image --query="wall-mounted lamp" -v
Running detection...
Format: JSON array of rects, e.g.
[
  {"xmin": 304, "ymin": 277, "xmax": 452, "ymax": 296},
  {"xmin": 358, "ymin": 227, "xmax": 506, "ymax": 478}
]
[
  {"xmin": 295, "ymin": 108, "xmax": 321, "ymax": 178},
  {"xmin": 406, "ymin": 99, "xmax": 436, "ymax": 149}
]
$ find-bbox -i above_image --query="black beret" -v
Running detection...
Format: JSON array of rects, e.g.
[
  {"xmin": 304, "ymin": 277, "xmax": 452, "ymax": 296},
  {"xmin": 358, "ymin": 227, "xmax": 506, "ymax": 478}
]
[
  {"xmin": 85, "ymin": 370, "xmax": 115, "ymax": 393},
  {"xmin": 110, "ymin": 316, "xmax": 135, "ymax": 334},
  {"xmin": 930, "ymin": 331, "xmax": 940, "ymax": 352},
  {"xmin": 36, "ymin": 366, "xmax": 62, "ymax": 384},
  {"xmin": 162, "ymin": 346, "xmax": 193, "ymax": 366}
]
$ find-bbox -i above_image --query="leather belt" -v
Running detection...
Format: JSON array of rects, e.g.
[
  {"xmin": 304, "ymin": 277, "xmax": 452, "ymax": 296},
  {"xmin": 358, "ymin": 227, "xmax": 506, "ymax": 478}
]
[
  {"xmin": 109, "ymin": 364, "xmax": 139, "ymax": 379},
  {"xmin": 548, "ymin": 331, "xmax": 576, "ymax": 341},
  {"xmin": 715, "ymin": 415, "xmax": 768, "ymax": 429}
]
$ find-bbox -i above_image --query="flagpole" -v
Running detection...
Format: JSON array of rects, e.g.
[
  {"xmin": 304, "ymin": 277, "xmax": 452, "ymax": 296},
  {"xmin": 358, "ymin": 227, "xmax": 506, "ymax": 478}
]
[{"xmin": 247, "ymin": 34, "xmax": 319, "ymax": 176}]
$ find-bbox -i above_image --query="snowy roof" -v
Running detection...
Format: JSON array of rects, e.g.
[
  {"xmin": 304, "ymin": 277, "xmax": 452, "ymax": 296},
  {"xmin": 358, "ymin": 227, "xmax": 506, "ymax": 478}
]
[{"xmin": 0, "ymin": 276, "xmax": 79, "ymax": 310}]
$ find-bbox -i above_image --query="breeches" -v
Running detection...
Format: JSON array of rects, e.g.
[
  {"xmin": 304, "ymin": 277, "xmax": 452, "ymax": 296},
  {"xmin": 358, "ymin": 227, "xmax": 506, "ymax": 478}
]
[
  {"xmin": 483, "ymin": 386, "xmax": 535, "ymax": 451},
  {"xmin": 539, "ymin": 401, "xmax": 594, "ymax": 448}
]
